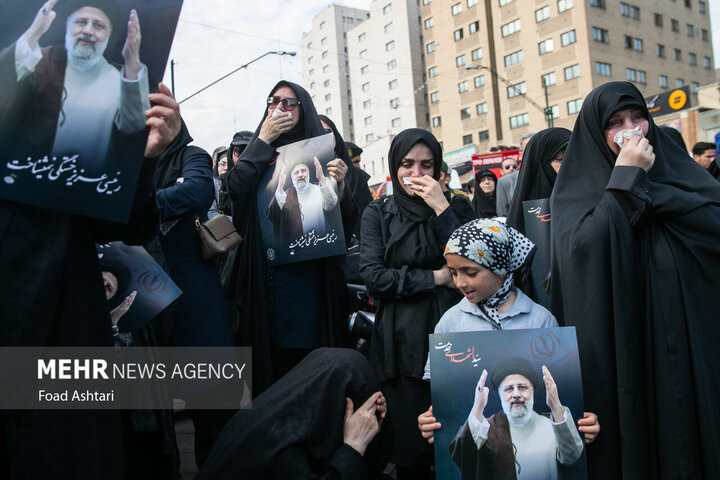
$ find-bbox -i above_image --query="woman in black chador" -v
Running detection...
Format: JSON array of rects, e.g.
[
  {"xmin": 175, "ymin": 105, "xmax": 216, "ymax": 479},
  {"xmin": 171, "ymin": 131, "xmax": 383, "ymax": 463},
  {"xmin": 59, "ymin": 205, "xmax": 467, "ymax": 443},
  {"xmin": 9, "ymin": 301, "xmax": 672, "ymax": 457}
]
[
  {"xmin": 550, "ymin": 81, "xmax": 720, "ymax": 479},
  {"xmin": 359, "ymin": 128, "xmax": 463, "ymax": 479},
  {"xmin": 471, "ymin": 169, "xmax": 497, "ymax": 219}
]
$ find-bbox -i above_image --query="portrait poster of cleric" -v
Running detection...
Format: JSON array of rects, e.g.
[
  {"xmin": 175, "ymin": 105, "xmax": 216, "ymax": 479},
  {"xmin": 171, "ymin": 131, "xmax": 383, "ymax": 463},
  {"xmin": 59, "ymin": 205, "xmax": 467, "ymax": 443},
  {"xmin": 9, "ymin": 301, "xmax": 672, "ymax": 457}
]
[
  {"xmin": 0, "ymin": 0, "xmax": 182, "ymax": 222},
  {"xmin": 96, "ymin": 241, "xmax": 181, "ymax": 332},
  {"xmin": 257, "ymin": 132, "xmax": 347, "ymax": 266},
  {"xmin": 429, "ymin": 327, "xmax": 587, "ymax": 480}
]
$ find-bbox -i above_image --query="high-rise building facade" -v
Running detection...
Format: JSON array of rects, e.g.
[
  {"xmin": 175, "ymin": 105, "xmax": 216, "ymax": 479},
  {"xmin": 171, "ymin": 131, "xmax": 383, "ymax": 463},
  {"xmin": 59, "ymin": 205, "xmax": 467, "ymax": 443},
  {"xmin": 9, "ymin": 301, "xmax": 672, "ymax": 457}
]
[
  {"xmin": 422, "ymin": 0, "xmax": 715, "ymax": 159},
  {"xmin": 301, "ymin": 5, "xmax": 369, "ymax": 142}
]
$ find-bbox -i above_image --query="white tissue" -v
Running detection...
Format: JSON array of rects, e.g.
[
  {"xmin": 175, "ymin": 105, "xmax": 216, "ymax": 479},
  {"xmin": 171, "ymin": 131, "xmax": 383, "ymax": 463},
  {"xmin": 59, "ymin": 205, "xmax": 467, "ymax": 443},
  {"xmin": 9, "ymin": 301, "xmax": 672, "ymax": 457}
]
[
  {"xmin": 272, "ymin": 108, "xmax": 290, "ymax": 117},
  {"xmin": 402, "ymin": 177, "xmax": 414, "ymax": 185},
  {"xmin": 613, "ymin": 126, "xmax": 644, "ymax": 148}
]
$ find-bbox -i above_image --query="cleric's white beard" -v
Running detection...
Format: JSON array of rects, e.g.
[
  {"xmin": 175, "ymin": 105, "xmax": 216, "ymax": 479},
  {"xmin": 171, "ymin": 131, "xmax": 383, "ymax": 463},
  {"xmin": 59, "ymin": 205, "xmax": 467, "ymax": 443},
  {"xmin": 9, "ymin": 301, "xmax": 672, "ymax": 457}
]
[
  {"xmin": 65, "ymin": 30, "xmax": 109, "ymax": 71},
  {"xmin": 502, "ymin": 395, "xmax": 534, "ymax": 427},
  {"xmin": 293, "ymin": 177, "xmax": 309, "ymax": 193}
]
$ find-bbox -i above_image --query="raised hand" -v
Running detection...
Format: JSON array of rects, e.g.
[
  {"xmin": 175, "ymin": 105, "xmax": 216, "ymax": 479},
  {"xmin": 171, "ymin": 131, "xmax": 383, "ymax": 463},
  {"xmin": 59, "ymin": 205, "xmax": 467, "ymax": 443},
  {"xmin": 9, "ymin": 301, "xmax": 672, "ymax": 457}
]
[
  {"xmin": 122, "ymin": 9, "xmax": 142, "ymax": 80},
  {"xmin": 314, "ymin": 156, "xmax": 327, "ymax": 187},
  {"xmin": 144, "ymin": 83, "xmax": 181, "ymax": 158},
  {"xmin": 542, "ymin": 365, "xmax": 565, "ymax": 422},
  {"xmin": 343, "ymin": 392, "xmax": 385, "ymax": 456},
  {"xmin": 275, "ymin": 167, "xmax": 287, "ymax": 204},
  {"xmin": 23, "ymin": 0, "xmax": 58, "ymax": 48},
  {"xmin": 326, "ymin": 158, "xmax": 347, "ymax": 186},
  {"xmin": 615, "ymin": 135, "xmax": 655, "ymax": 172},
  {"xmin": 471, "ymin": 369, "xmax": 490, "ymax": 422},
  {"xmin": 110, "ymin": 291, "xmax": 136, "ymax": 326}
]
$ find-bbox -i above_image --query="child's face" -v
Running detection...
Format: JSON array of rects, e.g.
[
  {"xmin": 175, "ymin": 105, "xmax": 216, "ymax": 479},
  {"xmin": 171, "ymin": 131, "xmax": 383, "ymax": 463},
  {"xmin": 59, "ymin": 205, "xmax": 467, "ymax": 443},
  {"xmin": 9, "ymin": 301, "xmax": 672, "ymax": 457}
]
[{"xmin": 446, "ymin": 253, "xmax": 505, "ymax": 304}]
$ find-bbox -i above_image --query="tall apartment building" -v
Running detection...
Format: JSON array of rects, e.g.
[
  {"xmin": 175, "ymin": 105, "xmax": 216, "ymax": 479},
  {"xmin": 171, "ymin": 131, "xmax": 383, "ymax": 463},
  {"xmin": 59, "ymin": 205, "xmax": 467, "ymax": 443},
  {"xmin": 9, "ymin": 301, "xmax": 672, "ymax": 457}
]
[
  {"xmin": 301, "ymin": 5, "xmax": 370, "ymax": 142},
  {"xmin": 346, "ymin": 0, "xmax": 431, "ymax": 184},
  {"xmin": 422, "ymin": 0, "xmax": 716, "ymax": 161}
]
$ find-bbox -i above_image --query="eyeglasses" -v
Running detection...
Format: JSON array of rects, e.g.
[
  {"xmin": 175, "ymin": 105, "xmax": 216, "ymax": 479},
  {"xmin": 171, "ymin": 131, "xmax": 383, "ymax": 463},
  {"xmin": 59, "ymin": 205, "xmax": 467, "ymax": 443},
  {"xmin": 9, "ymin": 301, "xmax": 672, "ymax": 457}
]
[
  {"xmin": 502, "ymin": 163, "xmax": 518, "ymax": 171},
  {"xmin": 232, "ymin": 145, "xmax": 245, "ymax": 155},
  {"xmin": 267, "ymin": 96, "xmax": 301, "ymax": 110}
]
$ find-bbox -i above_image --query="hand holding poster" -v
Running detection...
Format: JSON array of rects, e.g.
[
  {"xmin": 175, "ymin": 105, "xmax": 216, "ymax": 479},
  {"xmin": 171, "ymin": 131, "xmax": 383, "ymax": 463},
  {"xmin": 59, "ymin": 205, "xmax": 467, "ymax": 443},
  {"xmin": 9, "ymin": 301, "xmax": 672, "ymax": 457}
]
[
  {"xmin": 0, "ymin": 0, "xmax": 183, "ymax": 222},
  {"xmin": 257, "ymin": 132, "xmax": 347, "ymax": 265},
  {"xmin": 429, "ymin": 328, "xmax": 588, "ymax": 480}
]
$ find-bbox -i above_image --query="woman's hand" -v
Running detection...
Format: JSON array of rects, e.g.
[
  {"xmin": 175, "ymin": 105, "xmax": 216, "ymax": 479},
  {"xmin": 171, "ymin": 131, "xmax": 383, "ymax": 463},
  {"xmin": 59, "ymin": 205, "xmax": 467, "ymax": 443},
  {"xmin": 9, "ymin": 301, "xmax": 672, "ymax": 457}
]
[
  {"xmin": 343, "ymin": 392, "xmax": 385, "ymax": 456},
  {"xmin": 110, "ymin": 291, "xmax": 136, "ymax": 326},
  {"xmin": 433, "ymin": 264, "xmax": 455, "ymax": 288},
  {"xmin": 418, "ymin": 406, "xmax": 441, "ymax": 444},
  {"xmin": 258, "ymin": 112, "xmax": 294, "ymax": 145},
  {"xmin": 578, "ymin": 411, "xmax": 600, "ymax": 444},
  {"xmin": 408, "ymin": 176, "xmax": 449, "ymax": 216},
  {"xmin": 615, "ymin": 136, "xmax": 655, "ymax": 172},
  {"xmin": 145, "ymin": 83, "xmax": 181, "ymax": 158}
]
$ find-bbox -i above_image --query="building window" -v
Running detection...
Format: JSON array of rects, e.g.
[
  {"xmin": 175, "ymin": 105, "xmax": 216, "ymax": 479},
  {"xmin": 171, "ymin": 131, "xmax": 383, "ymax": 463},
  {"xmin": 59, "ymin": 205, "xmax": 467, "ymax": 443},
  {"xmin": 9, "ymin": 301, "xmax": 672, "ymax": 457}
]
[
  {"xmin": 390, "ymin": 98, "xmax": 400, "ymax": 109},
  {"xmin": 592, "ymin": 27, "xmax": 609, "ymax": 43},
  {"xmin": 567, "ymin": 99, "xmax": 582, "ymax": 115},
  {"xmin": 626, "ymin": 68, "xmax": 646, "ymax": 83},
  {"xmin": 424, "ymin": 17, "xmax": 434, "ymax": 29},
  {"xmin": 478, "ymin": 130, "xmax": 490, "ymax": 142},
  {"xmin": 564, "ymin": 64, "xmax": 580, "ymax": 80},
  {"xmin": 391, "ymin": 117, "xmax": 401, "ymax": 128},
  {"xmin": 676, "ymin": 78, "xmax": 684, "ymax": 88},
  {"xmin": 535, "ymin": 6, "xmax": 550, "ymax": 22},
  {"xmin": 501, "ymin": 19, "xmax": 521, "ymax": 37},
  {"xmin": 360, "ymin": 65, "xmax": 368, "ymax": 74},
  {"xmin": 542, "ymin": 72, "xmax": 557, "ymax": 86},
  {"xmin": 689, "ymin": 53, "xmax": 696, "ymax": 66},
  {"xmin": 595, "ymin": 61, "xmax": 612, "ymax": 76},
  {"xmin": 538, "ymin": 39, "xmax": 554, "ymax": 55},
  {"xmin": 365, "ymin": 133, "xmax": 374, "ymax": 143},
  {"xmin": 364, "ymin": 116, "xmax": 372, "ymax": 126},
  {"xmin": 463, "ymin": 134, "xmax": 473, "ymax": 145},
  {"xmin": 590, "ymin": 0, "xmax": 605, "ymax": 7},
  {"xmin": 325, "ymin": 107, "xmax": 332, "ymax": 115},
  {"xmin": 469, "ymin": 21, "xmax": 479, "ymax": 34},
  {"xmin": 308, "ymin": 56, "xmax": 314, "ymax": 64},
  {"xmin": 358, "ymin": 33, "xmax": 366, "ymax": 42},
  {"xmin": 549, "ymin": 105, "xmax": 560, "ymax": 119},
  {"xmin": 474, "ymin": 75, "xmax": 485, "ymax": 88},
  {"xmin": 471, "ymin": 48, "xmax": 483, "ymax": 61},
  {"xmin": 691, "ymin": 82, "xmax": 698, "ymax": 94},
  {"xmin": 426, "ymin": 42, "xmax": 436, "ymax": 53},
  {"xmin": 704, "ymin": 57, "xmax": 712, "ymax": 69},
  {"xmin": 362, "ymin": 82, "xmax": 370, "ymax": 92},
  {"xmin": 699, "ymin": 1, "xmax": 706, "ymax": 13},
  {"xmin": 360, "ymin": 49, "xmax": 367, "ymax": 58},
  {"xmin": 504, "ymin": 50, "xmax": 523, "ymax": 67},
  {"xmin": 468, "ymin": 0, "xmax": 478, "ymax": 6},
  {"xmin": 430, "ymin": 91, "xmax": 439, "ymax": 103},
  {"xmin": 325, "ymin": 93, "xmax": 331, "ymax": 101},
  {"xmin": 686, "ymin": 24, "xmax": 694, "ymax": 37},
  {"xmin": 309, "ymin": 82, "xmax": 315, "ymax": 89},
  {"xmin": 383, "ymin": 3, "xmax": 392, "ymax": 14},
  {"xmin": 423, "ymin": 0, "xmax": 431, "ymax": 5},
  {"xmin": 456, "ymin": 54, "xmax": 467, "ymax": 67},
  {"xmin": 476, "ymin": 102, "xmax": 488, "ymax": 114},
  {"xmin": 387, "ymin": 59, "xmax": 397, "ymax": 70},
  {"xmin": 452, "ymin": 2, "xmax": 462, "ymax": 15},
  {"xmin": 636, "ymin": 71, "xmax": 646, "ymax": 83},
  {"xmin": 307, "ymin": 42, "xmax": 312, "ymax": 49},
  {"xmin": 510, "ymin": 113, "xmax": 529, "ymax": 128},
  {"xmin": 432, "ymin": 116, "xmax": 442, "ymax": 127},
  {"xmin": 458, "ymin": 81, "xmax": 469, "ymax": 93},
  {"xmin": 558, "ymin": 0, "xmax": 573, "ymax": 13},
  {"xmin": 656, "ymin": 44, "xmax": 665, "ymax": 57},
  {"xmin": 323, "ymin": 79, "xmax": 330, "ymax": 87},
  {"xmin": 499, "ymin": 0, "xmax": 515, "ymax": 6},
  {"xmin": 653, "ymin": 13, "xmax": 663, "ymax": 27},
  {"xmin": 633, "ymin": 38, "xmax": 643, "ymax": 51},
  {"xmin": 561, "ymin": 30, "xmax": 576, "ymax": 46},
  {"xmin": 363, "ymin": 99, "xmax": 371, "ymax": 109},
  {"xmin": 461, "ymin": 108, "xmax": 472, "ymax": 120},
  {"xmin": 507, "ymin": 81, "xmax": 527, "ymax": 98},
  {"xmin": 671, "ymin": 19, "xmax": 679, "ymax": 32},
  {"xmin": 386, "ymin": 41, "xmax": 395, "ymax": 51},
  {"xmin": 659, "ymin": 75, "xmax": 668, "ymax": 88},
  {"xmin": 320, "ymin": 21, "xmax": 326, "ymax": 30},
  {"xmin": 309, "ymin": 68, "xmax": 314, "ymax": 76},
  {"xmin": 388, "ymin": 79, "xmax": 398, "ymax": 89},
  {"xmin": 701, "ymin": 29, "xmax": 709, "ymax": 41},
  {"xmin": 620, "ymin": 3, "xmax": 639, "ymax": 19},
  {"xmin": 683, "ymin": 0, "xmax": 691, "ymax": 7},
  {"xmin": 428, "ymin": 66, "xmax": 438, "ymax": 77},
  {"xmin": 321, "ymin": 37, "xmax": 327, "ymax": 46},
  {"xmin": 322, "ymin": 65, "xmax": 329, "ymax": 73},
  {"xmin": 673, "ymin": 48, "xmax": 682, "ymax": 61},
  {"xmin": 454, "ymin": 28, "xmax": 464, "ymax": 41},
  {"xmin": 384, "ymin": 22, "xmax": 393, "ymax": 33}
]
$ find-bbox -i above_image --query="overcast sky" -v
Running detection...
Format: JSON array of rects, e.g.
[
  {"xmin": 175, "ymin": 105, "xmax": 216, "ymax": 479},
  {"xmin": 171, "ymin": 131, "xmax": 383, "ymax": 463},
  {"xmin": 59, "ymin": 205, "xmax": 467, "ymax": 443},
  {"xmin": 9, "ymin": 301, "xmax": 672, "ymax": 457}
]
[{"xmin": 164, "ymin": 0, "xmax": 720, "ymax": 153}]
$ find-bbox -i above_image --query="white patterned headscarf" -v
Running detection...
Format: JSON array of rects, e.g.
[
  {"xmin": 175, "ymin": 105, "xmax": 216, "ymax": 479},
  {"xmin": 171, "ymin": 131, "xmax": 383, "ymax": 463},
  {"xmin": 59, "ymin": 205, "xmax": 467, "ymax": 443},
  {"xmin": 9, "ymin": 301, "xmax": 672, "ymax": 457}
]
[{"xmin": 444, "ymin": 219, "xmax": 535, "ymax": 323}]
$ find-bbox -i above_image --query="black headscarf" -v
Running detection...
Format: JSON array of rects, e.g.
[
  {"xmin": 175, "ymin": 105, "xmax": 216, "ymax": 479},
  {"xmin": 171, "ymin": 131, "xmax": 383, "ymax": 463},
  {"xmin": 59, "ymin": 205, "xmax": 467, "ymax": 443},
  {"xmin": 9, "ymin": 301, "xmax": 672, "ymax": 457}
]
[
  {"xmin": 388, "ymin": 128, "xmax": 443, "ymax": 221},
  {"xmin": 152, "ymin": 121, "xmax": 208, "ymax": 190},
  {"xmin": 196, "ymin": 348, "xmax": 391, "ymax": 479},
  {"xmin": 550, "ymin": 81, "xmax": 720, "ymax": 478},
  {"xmin": 506, "ymin": 127, "xmax": 570, "ymax": 234},
  {"xmin": 658, "ymin": 125, "xmax": 688, "ymax": 152},
  {"xmin": 471, "ymin": 169, "xmax": 497, "ymax": 219}
]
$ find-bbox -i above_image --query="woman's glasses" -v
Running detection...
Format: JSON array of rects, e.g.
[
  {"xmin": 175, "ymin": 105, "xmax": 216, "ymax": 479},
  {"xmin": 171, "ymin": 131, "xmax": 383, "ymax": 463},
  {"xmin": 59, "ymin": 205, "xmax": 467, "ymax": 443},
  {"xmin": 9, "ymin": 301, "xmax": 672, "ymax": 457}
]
[{"xmin": 267, "ymin": 96, "xmax": 301, "ymax": 110}]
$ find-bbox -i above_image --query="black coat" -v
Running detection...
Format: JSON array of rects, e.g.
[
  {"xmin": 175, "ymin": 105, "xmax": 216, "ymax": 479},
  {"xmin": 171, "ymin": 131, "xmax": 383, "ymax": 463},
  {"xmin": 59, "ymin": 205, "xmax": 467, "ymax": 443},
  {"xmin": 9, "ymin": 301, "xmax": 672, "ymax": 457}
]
[{"xmin": 550, "ymin": 82, "xmax": 720, "ymax": 479}]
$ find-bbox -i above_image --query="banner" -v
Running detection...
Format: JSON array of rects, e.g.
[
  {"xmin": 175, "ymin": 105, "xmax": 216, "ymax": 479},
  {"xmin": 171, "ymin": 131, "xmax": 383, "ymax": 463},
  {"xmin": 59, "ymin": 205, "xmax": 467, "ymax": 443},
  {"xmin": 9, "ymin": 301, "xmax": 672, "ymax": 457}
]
[{"xmin": 0, "ymin": 0, "xmax": 183, "ymax": 222}]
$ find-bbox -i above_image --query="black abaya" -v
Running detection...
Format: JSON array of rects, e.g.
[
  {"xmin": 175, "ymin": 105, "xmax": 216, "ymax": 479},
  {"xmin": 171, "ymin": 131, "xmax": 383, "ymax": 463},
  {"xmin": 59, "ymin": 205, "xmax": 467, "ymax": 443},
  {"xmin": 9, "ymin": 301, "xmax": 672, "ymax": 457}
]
[{"xmin": 550, "ymin": 81, "xmax": 720, "ymax": 479}]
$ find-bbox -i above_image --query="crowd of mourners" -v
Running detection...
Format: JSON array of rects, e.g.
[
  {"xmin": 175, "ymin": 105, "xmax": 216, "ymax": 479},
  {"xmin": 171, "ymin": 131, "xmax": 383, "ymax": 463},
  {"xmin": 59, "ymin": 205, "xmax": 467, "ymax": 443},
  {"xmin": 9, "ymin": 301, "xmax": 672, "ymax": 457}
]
[{"xmin": 2, "ymin": 74, "xmax": 720, "ymax": 480}]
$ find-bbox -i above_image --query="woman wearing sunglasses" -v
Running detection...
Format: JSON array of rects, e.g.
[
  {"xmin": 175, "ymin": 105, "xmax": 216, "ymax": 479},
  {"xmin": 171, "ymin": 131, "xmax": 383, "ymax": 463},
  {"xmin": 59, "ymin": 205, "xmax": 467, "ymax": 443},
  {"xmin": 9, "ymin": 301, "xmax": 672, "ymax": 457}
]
[{"xmin": 224, "ymin": 81, "xmax": 358, "ymax": 393}]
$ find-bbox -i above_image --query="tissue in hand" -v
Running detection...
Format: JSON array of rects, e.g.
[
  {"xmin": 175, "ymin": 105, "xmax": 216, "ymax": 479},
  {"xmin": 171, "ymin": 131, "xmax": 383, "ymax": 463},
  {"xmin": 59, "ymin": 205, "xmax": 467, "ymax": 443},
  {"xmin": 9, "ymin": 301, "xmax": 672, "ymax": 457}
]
[
  {"xmin": 272, "ymin": 108, "xmax": 290, "ymax": 117},
  {"xmin": 613, "ymin": 126, "xmax": 644, "ymax": 148}
]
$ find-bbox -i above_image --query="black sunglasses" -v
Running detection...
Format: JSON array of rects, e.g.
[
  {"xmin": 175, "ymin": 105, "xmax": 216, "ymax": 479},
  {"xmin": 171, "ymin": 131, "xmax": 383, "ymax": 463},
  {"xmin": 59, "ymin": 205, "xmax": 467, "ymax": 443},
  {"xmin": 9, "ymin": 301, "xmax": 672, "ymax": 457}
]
[{"xmin": 267, "ymin": 96, "xmax": 301, "ymax": 110}]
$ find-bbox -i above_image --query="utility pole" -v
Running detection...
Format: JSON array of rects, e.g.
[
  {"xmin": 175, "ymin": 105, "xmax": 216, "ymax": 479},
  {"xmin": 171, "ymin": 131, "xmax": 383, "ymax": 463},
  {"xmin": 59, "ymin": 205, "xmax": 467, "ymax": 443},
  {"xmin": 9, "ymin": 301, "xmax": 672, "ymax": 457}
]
[
  {"xmin": 177, "ymin": 51, "xmax": 297, "ymax": 105},
  {"xmin": 542, "ymin": 77, "xmax": 553, "ymax": 128}
]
